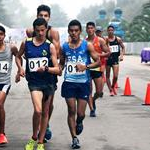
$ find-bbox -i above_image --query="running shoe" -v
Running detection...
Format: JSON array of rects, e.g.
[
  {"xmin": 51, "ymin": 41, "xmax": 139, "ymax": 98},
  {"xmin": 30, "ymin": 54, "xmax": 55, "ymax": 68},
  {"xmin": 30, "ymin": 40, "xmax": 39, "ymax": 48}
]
[
  {"xmin": 99, "ymin": 92, "xmax": 104, "ymax": 98},
  {"xmin": 36, "ymin": 143, "xmax": 44, "ymax": 150},
  {"xmin": 90, "ymin": 110, "xmax": 96, "ymax": 117},
  {"xmin": 71, "ymin": 137, "xmax": 80, "ymax": 149},
  {"xmin": 0, "ymin": 133, "xmax": 8, "ymax": 144},
  {"xmin": 110, "ymin": 91, "xmax": 114, "ymax": 96},
  {"xmin": 43, "ymin": 138, "xmax": 47, "ymax": 143},
  {"xmin": 44, "ymin": 127, "xmax": 52, "ymax": 141},
  {"xmin": 25, "ymin": 138, "xmax": 36, "ymax": 150},
  {"xmin": 76, "ymin": 123, "xmax": 83, "ymax": 135}
]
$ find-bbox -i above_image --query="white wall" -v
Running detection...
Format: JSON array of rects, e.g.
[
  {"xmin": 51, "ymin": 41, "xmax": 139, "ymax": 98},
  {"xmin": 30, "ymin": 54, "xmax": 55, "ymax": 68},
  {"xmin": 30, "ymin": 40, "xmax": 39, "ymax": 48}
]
[{"xmin": 124, "ymin": 42, "xmax": 150, "ymax": 55}]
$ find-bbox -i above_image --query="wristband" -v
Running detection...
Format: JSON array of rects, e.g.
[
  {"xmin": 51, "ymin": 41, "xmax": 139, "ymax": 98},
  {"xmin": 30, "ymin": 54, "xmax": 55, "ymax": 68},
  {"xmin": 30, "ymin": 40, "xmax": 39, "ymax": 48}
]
[{"xmin": 86, "ymin": 65, "xmax": 90, "ymax": 69}]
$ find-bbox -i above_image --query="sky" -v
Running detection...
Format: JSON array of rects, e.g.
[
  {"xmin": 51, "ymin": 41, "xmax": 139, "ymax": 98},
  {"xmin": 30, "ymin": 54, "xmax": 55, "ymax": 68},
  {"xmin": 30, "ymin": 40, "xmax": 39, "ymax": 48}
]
[{"xmin": 20, "ymin": 0, "xmax": 113, "ymax": 19}]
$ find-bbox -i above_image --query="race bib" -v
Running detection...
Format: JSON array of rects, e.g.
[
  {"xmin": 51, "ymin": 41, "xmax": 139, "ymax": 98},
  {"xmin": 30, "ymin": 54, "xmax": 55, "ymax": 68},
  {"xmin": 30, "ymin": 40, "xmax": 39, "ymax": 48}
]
[
  {"xmin": 66, "ymin": 62, "xmax": 85, "ymax": 75},
  {"xmin": 0, "ymin": 61, "xmax": 9, "ymax": 73},
  {"xmin": 110, "ymin": 45, "xmax": 119, "ymax": 53},
  {"xmin": 28, "ymin": 57, "xmax": 48, "ymax": 72}
]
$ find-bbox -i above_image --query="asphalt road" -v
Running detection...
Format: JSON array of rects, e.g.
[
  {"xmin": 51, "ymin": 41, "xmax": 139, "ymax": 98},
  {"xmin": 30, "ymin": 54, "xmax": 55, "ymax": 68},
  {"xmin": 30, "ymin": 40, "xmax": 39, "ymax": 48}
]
[{"xmin": 1, "ymin": 55, "xmax": 150, "ymax": 150}]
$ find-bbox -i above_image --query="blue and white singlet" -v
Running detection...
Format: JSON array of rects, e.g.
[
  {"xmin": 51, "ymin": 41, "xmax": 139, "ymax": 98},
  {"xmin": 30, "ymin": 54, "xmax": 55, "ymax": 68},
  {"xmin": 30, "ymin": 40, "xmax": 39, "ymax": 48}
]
[{"xmin": 62, "ymin": 40, "xmax": 91, "ymax": 83}]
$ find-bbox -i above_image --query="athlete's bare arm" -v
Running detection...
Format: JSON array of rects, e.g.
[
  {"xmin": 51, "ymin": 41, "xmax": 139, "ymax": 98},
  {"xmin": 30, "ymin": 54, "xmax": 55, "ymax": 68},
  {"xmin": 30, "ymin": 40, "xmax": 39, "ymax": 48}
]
[
  {"xmin": 15, "ymin": 40, "xmax": 26, "ymax": 78},
  {"xmin": 99, "ymin": 37, "xmax": 110, "ymax": 57},
  {"xmin": 10, "ymin": 44, "xmax": 21, "ymax": 83},
  {"xmin": 10, "ymin": 44, "xmax": 18, "ymax": 56},
  {"xmin": 26, "ymin": 28, "xmax": 34, "ymax": 38},
  {"xmin": 46, "ymin": 43, "xmax": 60, "ymax": 74},
  {"xmin": 59, "ymin": 47, "xmax": 66, "ymax": 72},
  {"xmin": 117, "ymin": 37, "xmax": 125, "ymax": 61},
  {"xmin": 49, "ymin": 28, "xmax": 60, "ymax": 58}
]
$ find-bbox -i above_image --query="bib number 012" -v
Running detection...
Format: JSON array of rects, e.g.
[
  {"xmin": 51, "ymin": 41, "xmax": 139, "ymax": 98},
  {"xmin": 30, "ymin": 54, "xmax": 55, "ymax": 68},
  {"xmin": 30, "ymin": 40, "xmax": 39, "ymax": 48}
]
[{"xmin": 28, "ymin": 57, "xmax": 48, "ymax": 72}]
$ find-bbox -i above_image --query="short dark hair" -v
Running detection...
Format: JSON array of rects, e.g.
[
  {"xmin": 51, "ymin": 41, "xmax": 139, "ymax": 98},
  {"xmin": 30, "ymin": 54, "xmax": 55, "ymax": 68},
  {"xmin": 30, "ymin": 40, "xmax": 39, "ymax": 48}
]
[
  {"xmin": 68, "ymin": 19, "xmax": 82, "ymax": 31},
  {"xmin": 37, "ymin": 4, "xmax": 51, "ymax": 16},
  {"xmin": 107, "ymin": 25, "xmax": 115, "ymax": 30},
  {"xmin": 86, "ymin": 22, "xmax": 95, "ymax": 28},
  {"xmin": 33, "ymin": 18, "xmax": 48, "ymax": 29},
  {"xmin": 0, "ymin": 25, "xmax": 5, "ymax": 33}
]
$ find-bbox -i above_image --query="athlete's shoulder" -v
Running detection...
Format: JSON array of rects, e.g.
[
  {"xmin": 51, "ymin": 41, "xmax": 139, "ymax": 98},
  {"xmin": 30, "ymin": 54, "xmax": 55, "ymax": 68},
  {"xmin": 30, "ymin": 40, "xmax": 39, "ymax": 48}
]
[
  {"xmin": 26, "ymin": 28, "xmax": 33, "ymax": 38},
  {"xmin": 104, "ymin": 36, "xmax": 108, "ymax": 39},
  {"xmin": 116, "ymin": 36, "xmax": 122, "ymax": 41},
  {"xmin": 7, "ymin": 43, "xmax": 18, "ymax": 54},
  {"xmin": 93, "ymin": 36, "xmax": 100, "ymax": 43},
  {"xmin": 99, "ymin": 36, "xmax": 106, "ymax": 43},
  {"xmin": 50, "ymin": 26, "xmax": 58, "ymax": 32},
  {"xmin": 104, "ymin": 36, "xmax": 109, "ymax": 41},
  {"xmin": 101, "ymin": 36, "xmax": 107, "ymax": 41},
  {"xmin": 49, "ymin": 27, "xmax": 59, "ymax": 36}
]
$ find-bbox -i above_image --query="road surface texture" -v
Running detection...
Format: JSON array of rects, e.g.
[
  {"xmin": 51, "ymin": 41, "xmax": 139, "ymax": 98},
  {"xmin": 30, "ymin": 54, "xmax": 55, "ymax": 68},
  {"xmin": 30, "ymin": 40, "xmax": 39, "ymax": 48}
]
[{"xmin": 1, "ymin": 55, "xmax": 150, "ymax": 150}]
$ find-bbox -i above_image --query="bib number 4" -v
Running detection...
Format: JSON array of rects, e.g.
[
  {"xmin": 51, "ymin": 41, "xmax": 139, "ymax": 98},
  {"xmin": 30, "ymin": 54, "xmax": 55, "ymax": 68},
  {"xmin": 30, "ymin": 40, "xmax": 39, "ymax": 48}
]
[{"xmin": 0, "ymin": 61, "xmax": 9, "ymax": 73}]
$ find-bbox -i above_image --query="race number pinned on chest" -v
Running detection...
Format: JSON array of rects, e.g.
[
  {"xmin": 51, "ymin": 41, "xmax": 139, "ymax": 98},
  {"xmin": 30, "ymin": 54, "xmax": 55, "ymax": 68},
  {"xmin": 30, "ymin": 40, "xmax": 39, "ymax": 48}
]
[
  {"xmin": 110, "ymin": 45, "xmax": 119, "ymax": 53},
  {"xmin": 0, "ymin": 61, "xmax": 9, "ymax": 73},
  {"xmin": 28, "ymin": 57, "xmax": 48, "ymax": 72},
  {"xmin": 66, "ymin": 62, "xmax": 85, "ymax": 75}
]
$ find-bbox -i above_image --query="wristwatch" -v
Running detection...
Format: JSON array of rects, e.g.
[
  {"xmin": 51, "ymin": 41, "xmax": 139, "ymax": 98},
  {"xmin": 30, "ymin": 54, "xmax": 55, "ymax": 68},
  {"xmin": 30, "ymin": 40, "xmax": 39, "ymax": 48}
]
[{"xmin": 45, "ymin": 66, "xmax": 49, "ymax": 72}]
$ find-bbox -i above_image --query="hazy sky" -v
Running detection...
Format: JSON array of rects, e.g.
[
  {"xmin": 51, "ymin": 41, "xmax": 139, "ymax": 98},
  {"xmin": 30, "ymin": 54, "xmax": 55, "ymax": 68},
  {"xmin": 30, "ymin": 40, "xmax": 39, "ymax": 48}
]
[{"xmin": 20, "ymin": 0, "xmax": 112, "ymax": 19}]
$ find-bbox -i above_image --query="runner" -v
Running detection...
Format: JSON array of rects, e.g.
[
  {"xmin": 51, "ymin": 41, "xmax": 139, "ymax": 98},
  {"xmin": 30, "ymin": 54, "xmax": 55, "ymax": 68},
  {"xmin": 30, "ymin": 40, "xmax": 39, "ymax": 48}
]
[
  {"xmin": 0, "ymin": 25, "xmax": 19, "ymax": 144},
  {"xmin": 86, "ymin": 22, "xmax": 110, "ymax": 117},
  {"xmin": 95, "ymin": 26, "xmax": 108, "ymax": 97},
  {"xmin": 106, "ymin": 25, "xmax": 125, "ymax": 96},
  {"xmin": 16, "ymin": 18, "xmax": 60, "ymax": 150},
  {"xmin": 26, "ymin": 4, "xmax": 60, "ymax": 141},
  {"xmin": 95, "ymin": 26, "xmax": 103, "ymax": 38},
  {"xmin": 59, "ymin": 19, "xmax": 100, "ymax": 149}
]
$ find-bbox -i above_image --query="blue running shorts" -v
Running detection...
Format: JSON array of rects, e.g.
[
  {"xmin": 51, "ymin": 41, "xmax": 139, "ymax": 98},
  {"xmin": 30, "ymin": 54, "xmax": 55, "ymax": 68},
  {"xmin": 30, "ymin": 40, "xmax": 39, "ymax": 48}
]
[{"xmin": 61, "ymin": 81, "xmax": 90, "ymax": 101}]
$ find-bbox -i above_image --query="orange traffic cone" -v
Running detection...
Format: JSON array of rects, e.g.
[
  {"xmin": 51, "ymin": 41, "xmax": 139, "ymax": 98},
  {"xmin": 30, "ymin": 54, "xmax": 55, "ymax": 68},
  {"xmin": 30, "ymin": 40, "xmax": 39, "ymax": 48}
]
[
  {"xmin": 143, "ymin": 83, "xmax": 150, "ymax": 105},
  {"xmin": 123, "ymin": 77, "xmax": 133, "ymax": 96}
]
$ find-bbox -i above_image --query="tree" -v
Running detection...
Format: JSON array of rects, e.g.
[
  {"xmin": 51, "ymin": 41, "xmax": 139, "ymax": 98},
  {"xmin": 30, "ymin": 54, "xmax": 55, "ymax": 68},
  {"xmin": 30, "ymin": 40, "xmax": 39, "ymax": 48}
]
[
  {"xmin": 2, "ymin": 1, "xmax": 69, "ymax": 28},
  {"xmin": 50, "ymin": 4, "xmax": 69, "ymax": 27},
  {"xmin": 116, "ymin": 0, "xmax": 149, "ymax": 22},
  {"xmin": 3, "ymin": 0, "xmax": 34, "ymax": 28},
  {"xmin": 77, "ymin": 5, "xmax": 100, "ymax": 24},
  {"xmin": 0, "ymin": 0, "xmax": 12, "ymax": 26},
  {"xmin": 126, "ymin": 2, "xmax": 150, "ymax": 42},
  {"xmin": 77, "ymin": 0, "xmax": 116, "ymax": 24}
]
